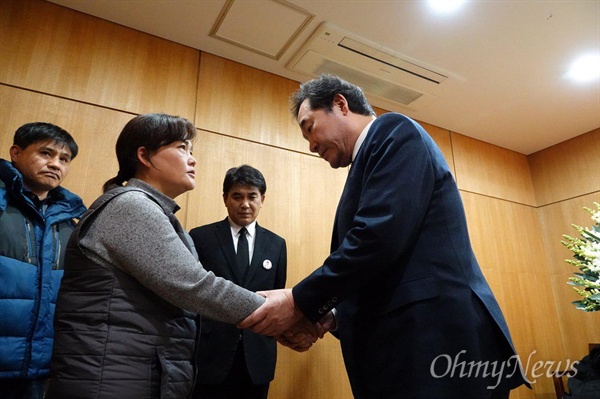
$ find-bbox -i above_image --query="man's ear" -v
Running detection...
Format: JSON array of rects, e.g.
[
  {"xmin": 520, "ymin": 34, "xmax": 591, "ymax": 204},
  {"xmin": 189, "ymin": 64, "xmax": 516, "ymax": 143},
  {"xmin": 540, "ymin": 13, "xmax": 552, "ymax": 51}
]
[
  {"xmin": 9, "ymin": 145, "xmax": 22, "ymax": 162},
  {"xmin": 136, "ymin": 147, "xmax": 151, "ymax": 168},
  {"xmin": 333, "ymin": 93, "xmax": 349, "ymax": 115}
]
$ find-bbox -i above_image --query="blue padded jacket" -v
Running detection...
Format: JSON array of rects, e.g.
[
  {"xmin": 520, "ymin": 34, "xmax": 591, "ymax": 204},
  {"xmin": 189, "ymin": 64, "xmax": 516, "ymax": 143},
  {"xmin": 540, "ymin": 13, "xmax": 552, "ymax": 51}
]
[{"xmin": 0, "ymin": 159, "xmax": 86, "ymax": 379}]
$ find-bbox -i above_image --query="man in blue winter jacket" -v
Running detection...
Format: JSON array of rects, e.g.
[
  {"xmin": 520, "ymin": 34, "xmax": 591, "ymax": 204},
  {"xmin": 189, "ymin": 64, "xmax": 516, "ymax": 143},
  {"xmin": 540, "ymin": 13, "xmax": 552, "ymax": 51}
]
[{"xmin": 0, "ymin": 122, "xmax": 86, "ymax": 399}]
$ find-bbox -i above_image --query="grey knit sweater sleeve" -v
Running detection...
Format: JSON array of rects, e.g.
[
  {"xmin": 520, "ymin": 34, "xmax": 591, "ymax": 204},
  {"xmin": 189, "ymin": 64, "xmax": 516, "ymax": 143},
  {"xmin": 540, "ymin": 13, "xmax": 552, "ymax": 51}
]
[{"xmin": 79, "ymin": 191, "xmax": 265, "ymax": 324}]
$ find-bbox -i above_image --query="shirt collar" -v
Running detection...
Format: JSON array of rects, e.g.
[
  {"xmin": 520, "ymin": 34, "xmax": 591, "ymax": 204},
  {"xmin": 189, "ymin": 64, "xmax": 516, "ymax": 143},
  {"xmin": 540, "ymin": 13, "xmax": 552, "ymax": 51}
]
[
  {"xmin": 228, "ymin": 218, "xmax": 257, "ymax": 238},
  {"xmin": 22, "ymin": 186, "xmax": 62, "ymax": 209},
  {"xmin": 22, "ymin": 187, "xmax": 47, "ymax": 209},
  {"xmin": 352, "ymin": 119, "xmax": 376, "ymax": 162}
]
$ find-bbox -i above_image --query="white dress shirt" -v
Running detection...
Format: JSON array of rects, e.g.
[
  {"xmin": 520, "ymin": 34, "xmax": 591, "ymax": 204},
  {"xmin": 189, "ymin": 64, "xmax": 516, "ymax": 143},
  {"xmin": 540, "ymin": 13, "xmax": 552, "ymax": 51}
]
[{"xmin": 229, "ymin": 219, "xmax": 257, "ymax": 264}]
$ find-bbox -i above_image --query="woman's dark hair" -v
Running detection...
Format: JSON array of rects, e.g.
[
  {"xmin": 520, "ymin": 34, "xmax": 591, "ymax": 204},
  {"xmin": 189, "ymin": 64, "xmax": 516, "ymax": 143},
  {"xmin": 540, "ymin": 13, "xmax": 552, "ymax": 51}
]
[
  {"xmin": 102, "ymin": 113, "xmax": 197, "ymax": 193},
  {"xmin": 290, "ymin": 74, "xmax": 375, "ymax": 120},
  {"xmin": 223, "ymin": 165, "xmax": 267, "ymax": 196}
]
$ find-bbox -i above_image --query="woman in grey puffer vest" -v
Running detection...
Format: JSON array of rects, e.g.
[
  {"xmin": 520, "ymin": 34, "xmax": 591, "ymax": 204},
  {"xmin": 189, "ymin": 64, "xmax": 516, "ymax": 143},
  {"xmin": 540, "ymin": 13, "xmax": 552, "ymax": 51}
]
[{"xmin": 47, "ymin": 114, "xmax": 265, "ymax": 399}]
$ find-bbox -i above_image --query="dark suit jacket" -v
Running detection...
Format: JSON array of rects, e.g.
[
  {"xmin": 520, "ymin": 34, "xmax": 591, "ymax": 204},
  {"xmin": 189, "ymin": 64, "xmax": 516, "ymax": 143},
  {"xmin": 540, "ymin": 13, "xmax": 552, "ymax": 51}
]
[
  {"xmin": 293, "ymin": 113, "xmax": 528, "ymax": 398},
  {"xmin": 189, "ymin": 218, "xmax": 286, "ymax": 385}
]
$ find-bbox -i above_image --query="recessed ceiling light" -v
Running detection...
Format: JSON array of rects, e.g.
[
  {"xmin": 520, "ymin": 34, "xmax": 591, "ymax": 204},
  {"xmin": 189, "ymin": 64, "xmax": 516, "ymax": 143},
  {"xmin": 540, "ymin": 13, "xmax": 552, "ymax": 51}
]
[
  {"xmin": 566, "ymin": 54, "xmax": 600, "ymax": 82},
  {"xmin": 428, "ymin": 0, "xmax": 466, "ymax": 13}
]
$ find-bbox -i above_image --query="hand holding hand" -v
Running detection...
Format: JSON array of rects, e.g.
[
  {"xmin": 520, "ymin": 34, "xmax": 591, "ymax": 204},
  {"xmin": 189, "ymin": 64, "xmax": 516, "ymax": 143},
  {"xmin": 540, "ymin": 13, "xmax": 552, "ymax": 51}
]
[
  {"xmin": 237, "ymin": 288, "xmax": 303, "ymax": 336},
  {"xmin": 275, "ymin": 310, "xmax": 337, "ymax": 352},
  {"xmin": 276, "ymin": 317, "xmax": 320, "ymax": 352}
]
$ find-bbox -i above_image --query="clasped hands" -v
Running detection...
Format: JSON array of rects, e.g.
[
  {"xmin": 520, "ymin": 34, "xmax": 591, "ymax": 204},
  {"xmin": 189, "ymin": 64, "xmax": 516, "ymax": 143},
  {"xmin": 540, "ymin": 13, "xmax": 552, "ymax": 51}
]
[{"xmin": 237, "ymin": 288, "xmax": 336, "ymax": 352}]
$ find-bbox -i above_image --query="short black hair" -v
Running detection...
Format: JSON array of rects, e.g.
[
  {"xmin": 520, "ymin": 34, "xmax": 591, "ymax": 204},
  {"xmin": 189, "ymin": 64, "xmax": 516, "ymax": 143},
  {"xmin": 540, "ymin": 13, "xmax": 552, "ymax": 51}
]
[
  {"xmin": 223, "ymin": 165, "xmax": 266, "ymax": 196},
  {"xmin": 14, "ymin": 122, "xmax": 78, "ymax": 159},
  {"xmin": 290, "ymin": 74, "xmax": 375, "ymax": 120}
]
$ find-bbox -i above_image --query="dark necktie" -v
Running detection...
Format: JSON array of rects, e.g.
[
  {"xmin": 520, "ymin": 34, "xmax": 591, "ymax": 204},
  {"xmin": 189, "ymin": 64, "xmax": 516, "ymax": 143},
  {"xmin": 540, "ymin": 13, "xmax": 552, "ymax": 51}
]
[{"xmin": 237, "ymin": 227, "xmax": 249, "ymax": 269}]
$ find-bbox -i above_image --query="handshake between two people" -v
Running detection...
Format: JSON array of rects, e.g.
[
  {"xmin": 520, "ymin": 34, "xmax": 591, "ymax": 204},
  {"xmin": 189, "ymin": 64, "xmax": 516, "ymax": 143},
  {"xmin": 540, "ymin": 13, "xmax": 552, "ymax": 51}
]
[{"xmin": 237, "ymin": 288, "xmax": 336, "ymax": 352}]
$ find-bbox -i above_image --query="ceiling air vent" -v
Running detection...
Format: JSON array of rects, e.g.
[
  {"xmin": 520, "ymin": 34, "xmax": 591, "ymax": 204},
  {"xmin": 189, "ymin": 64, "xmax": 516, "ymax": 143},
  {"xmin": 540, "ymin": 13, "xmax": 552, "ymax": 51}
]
[{"xmin": 287, "ymin": 22, "xmax": 463, "ymax": 111}]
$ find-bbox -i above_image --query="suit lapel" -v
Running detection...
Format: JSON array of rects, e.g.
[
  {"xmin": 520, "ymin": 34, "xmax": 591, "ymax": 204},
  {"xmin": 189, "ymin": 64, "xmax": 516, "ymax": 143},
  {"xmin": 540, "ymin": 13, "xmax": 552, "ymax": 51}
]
[
  {"xmin": 215, "ymin": 219, "xmax": 245, "ymax": 284},
  {"xmin": 333, "ymin": 122, "xmax": 373, "ymax": 249},
  {"xmin": 333, "ymin": 165, "xmax": 354, "ymax": 251}
]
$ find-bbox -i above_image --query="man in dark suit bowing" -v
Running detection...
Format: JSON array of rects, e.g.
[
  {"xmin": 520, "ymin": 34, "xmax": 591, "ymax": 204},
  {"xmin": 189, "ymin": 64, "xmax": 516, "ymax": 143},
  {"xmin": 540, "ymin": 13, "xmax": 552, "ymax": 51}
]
[
  {"xmin": 190, "ymin": 165, "xmax": 287, "ymax": 399},
  {"xmin": 239, "ymin": 75, "xmax": 530, "ymax": 398}
]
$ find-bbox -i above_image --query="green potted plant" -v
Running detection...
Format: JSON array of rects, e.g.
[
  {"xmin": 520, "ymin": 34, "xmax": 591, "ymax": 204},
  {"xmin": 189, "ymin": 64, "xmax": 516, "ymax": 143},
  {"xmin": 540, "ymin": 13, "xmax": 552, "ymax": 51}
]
[{"xmin": 562, "ymin": 202, "xmax": 600, "ymax": 312}]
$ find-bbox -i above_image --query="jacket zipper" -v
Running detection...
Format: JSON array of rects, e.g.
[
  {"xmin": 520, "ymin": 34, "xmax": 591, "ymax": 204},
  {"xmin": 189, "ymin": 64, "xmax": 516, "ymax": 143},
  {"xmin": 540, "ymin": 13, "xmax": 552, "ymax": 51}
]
[
  {"xmin": 53, "ymin": 224, "xmax": 60, "ymax": 269},
  {"xmin": 22, "ymin": 218, "xmax": 40, "ymax": 377},
  {"xmin": 25, "ymin": 219, "xmax": 34, "ymax": 264}
]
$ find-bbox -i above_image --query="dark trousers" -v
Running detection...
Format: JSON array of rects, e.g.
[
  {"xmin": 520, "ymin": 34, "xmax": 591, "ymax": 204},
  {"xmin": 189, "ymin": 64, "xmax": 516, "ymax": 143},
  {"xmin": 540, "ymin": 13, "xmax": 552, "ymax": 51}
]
[{"xmin": 193, "ymin": 341, "xmax": 269, "ymax": 399}]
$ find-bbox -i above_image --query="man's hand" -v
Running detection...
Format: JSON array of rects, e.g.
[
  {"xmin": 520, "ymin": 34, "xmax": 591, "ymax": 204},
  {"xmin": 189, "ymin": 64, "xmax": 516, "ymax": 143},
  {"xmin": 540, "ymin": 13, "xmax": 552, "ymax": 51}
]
[
  {"xmin": 318, "ymin": 310, "xmax": 337, "ymax": 333},
  {"xmin": 275, "ymin": 311, "xmax": 337, "ymax": 352},
  {"xmin": 276, "ymin": 317, "xmax": 320, "ymax": 352},
  {"xmin": 237, "ymin": 288, "xmax": 303, "ymax": 336}
]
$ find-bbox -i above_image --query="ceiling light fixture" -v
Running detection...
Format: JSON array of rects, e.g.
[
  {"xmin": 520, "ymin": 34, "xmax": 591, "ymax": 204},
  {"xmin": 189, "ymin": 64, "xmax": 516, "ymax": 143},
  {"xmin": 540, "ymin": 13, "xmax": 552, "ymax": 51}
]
[
  {"xmin": 428, "ymin": 0, "xmax": 466, "ymax": 13},
  {"xmin": 566, "ymin": 54, "xmax": 600, "ymax": 82}
]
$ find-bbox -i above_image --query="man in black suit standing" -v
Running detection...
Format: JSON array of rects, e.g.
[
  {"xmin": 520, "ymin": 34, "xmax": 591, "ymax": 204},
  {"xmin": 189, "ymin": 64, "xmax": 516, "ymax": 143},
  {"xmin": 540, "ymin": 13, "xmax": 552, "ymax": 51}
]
[
  {"xmin": 239, "ymin": 75, "xmax": 530, "ymax": 398},
  {"xmin": 190, "ymin": 165, "xmax": 287, "ymax": 399}
]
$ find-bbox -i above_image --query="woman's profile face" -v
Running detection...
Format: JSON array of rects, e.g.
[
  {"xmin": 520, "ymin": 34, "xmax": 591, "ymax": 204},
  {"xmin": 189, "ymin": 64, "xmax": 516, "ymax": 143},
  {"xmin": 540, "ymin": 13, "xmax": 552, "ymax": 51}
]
[{"xmin": 141, "ymin": 140, "xmax": 196, "ymax": 199}]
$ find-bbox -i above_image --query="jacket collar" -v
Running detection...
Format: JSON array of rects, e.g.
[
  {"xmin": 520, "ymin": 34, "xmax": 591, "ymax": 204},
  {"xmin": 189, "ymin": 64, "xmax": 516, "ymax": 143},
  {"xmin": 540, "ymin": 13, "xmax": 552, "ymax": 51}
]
[
  {"xmin": 0, "ymin": 158, "xmax": 86, "ymax": 218},
  {"xmin": 121, "ymin": 178, "xmax": 181, "ymax": 215}
]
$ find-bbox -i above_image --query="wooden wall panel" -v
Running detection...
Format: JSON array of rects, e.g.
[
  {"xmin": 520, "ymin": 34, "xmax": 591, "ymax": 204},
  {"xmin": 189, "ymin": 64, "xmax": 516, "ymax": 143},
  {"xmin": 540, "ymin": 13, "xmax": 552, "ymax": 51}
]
[
  {"xmin": 273, "ymin": 335, "xmax": 350, "ymax": 399},
  {"xmin": 452, "ymin": 133, "xmax": 536, "ymax": 205},
  {"xmin": 462, "ymin": 192, "xmax": 547, "ymax": 274},
  {"xmin": 196, "ymin": 53, "xmax": 306, "ymax": 153},
  {"xmin": 461, "ymin": 192, "xmax": 562, "ymax": 398},
  {"xmin": 183, "ymin": 130, "xmax": 353, "ymax": 399},
  {"xmin": 0, "ymin": 0, "xmax": 199, "ymax": 120},
  {"xmin": 0, "ymin": 85, "xmax": 135, "ymax": 207},
  {"xmin": 419, "ymin": 121, "xmax": 455, "ymax": 177},
  {"xmin": 538, "ymin": 193, "xmax": 600, "ymax": 361},
  {"xmin": 538, "ymin": 193, "xmax": 600, "ymax": 276},
  {"xmin": 528, "ymin": 128, "xmax": 600, "ymax": 206}
]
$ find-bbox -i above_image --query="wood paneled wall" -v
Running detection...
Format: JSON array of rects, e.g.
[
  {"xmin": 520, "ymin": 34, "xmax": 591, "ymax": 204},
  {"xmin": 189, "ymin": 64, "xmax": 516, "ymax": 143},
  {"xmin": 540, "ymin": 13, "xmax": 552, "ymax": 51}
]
[
  {"xmin": 0, "ymin": 0, "xmax": 199, "ymax": 120},
  {"xmin": 452, "ymin": 132, "xmax": 536, "ymax": 205},
  {"xmin": 196, "ymin": 53, "xmax": 305, "ymax": 152},
  {"xmin": 529, "ymin": 128, "xmax": 600, "ymax": 206},
  {"xmin": 1, "ymin": 1, "xmax": 598, "ymax": 398},
  {"xmin": 531, "ymin": 130, "xmax": 600, "ymax": 377}
]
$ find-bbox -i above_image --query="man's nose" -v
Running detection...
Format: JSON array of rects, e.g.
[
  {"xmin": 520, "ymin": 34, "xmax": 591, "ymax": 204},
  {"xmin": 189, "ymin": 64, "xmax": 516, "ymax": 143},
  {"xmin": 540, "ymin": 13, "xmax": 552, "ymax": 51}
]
[{"xmin": 47, "ymin": 156, "xmax": 61, "ymax": 169}]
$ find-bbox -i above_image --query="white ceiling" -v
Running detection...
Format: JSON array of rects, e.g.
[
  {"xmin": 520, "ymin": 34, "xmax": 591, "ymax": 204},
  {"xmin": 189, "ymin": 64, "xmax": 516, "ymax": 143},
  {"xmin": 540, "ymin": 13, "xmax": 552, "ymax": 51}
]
[{"xmin": 48, "ymin": 0, "xmax": 600, "ymax": 155}]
